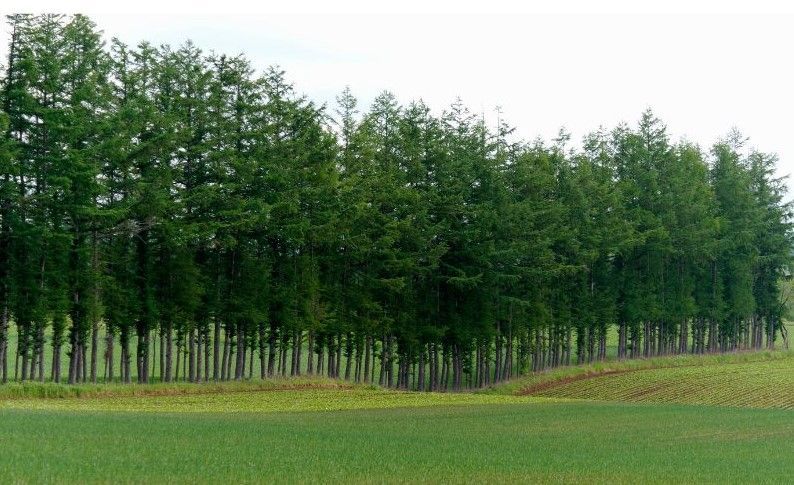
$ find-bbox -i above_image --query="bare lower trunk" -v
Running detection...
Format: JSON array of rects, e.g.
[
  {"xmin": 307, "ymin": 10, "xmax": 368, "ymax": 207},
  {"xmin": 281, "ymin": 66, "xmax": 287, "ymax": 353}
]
[
  {"xmin": 119, "ymin": 329, "xmax": 130, "ymax": 384},
  {"xmin": 52, "ymin": 343, "xmax": 61, "ymax": 383},
  {"xmin": 227, "ymin": 330, "xmax": 235, "ymax": 380},
  {"xmin": 306, "ymin": 330, "xmax": 314, "ymax": 375},
  {"xmin": 0, "ymin": 305, "xmax": 6, "ymax": 383},
  {"xmin": 316, "ymin": 338, "xmax": 324, "ymax": 376},
  {"xmin": 235, "ymin": 325, "xmax": 245, "ymax": 380},
  {"xmin": 290, "ymin": 331, "xmax": 299, "ymax": 376},
  {"xmin": 90, "ymin": 320, "xmax": 98, "ymax": 383},
  {"xmin": 175, "ymin": 338, "xmax": 182, "ymax": 382},
  {"xmin": 221, "ymin": 327, "xmax": 229, "ymax": 381},
  {"xmin": 165, "ymin": 326, "xmax": 173, "ymax": 382},
  {"xmin": 196, "ymin": 329, "xmax": 203, "ymax": 383},
  {"xmin": 105, "ymin": 330, "xmax": 114, "ymax": 383},
  {"xmin": 259, "ymin": 324, "xmax": 267, "ymax": 379},
  {"xmin": 267, "ymin": 324, "xmax": 277, "ymax": 377},
  {"xmin": 150, "ymin": 330, "xmax": 157, "ymax": 381},
  {"xmin": 248, "ymin": 339, "xmax": 254, "ymax": 379},
  {"xmin": 344, "ymin": 333, "xmax": 352, "ymax": 380},
  {"xmin": 189, "ymin": 328, "xmax": 197, "ymax": 382},
  {"xmin": 363, "ymin": 335, "xmax": 371, "ymax": 383},
  {"xmin": 334, "ymin": 335, "xmax": 341, "ymax": 377},
  {"xmin": 204, "ymin": 327, "xmax": 211, "ymax": 380},
  {"xmin": 213, "ymin": 318, "xmax": 220, "ymax": 381},
  {"xmin": 418, "ymin": 347, "xmax": 425, "ymax": 391},
  {"xmin": 354, "ymin": 337, "xmax": 363, "ymax": 383},
  {"xmin": 37, "ymin": 327, "xmax": 44, "ymax": 381},
  {"xmin": 67, "ymin": 327, "xmax": 78, "ymax": 384}
]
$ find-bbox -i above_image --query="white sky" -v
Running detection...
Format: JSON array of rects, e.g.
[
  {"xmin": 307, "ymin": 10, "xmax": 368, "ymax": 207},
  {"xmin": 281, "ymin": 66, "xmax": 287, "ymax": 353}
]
[{"xmin": 3, "ymin": 1, "xmax": 794, "ymax": 193}]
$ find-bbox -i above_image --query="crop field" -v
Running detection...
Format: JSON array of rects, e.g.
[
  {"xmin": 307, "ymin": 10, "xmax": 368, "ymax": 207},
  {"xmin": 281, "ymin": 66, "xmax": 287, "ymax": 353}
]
[
  {"xmin": 0, "ymin": 351, "xmax": 792, "ymax": 483},
  {"xmin": 1, "ymin": 386, "xmax": 548, "ymax": 413},
  {"xmin": 521, "ymin": 358, "xmax": 794, "ymax": 408},
  {"xmin": 2, "ymin": 398, "xmax": 794, "ymax": 483}
]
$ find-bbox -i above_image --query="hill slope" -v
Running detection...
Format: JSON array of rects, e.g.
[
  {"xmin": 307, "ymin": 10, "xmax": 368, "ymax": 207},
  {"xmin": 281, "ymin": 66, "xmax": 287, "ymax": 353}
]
[{"xmin": 501, "ymin": 351, "xmax": 794, "ymax": 409}]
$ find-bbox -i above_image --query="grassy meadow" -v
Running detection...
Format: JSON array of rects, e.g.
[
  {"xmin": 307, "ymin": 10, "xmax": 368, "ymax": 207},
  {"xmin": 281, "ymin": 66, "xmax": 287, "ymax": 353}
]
[
  {"xmin": 521, "ymin": 357, "xmax": 794, "ymax": 408},
  {"xmin": 2, "ymin": 401, "xmax": 792, "ymax": 484},
  {"xmin": 1, "ymin": 350, "xmax": 793, "ymax": 483}
]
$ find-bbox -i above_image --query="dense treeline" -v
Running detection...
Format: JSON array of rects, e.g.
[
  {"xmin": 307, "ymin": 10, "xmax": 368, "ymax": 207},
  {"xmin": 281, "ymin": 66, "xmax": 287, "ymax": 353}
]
[{"xmin": 0, "ymin": 14, "xmax": 790, "ymax": 389}]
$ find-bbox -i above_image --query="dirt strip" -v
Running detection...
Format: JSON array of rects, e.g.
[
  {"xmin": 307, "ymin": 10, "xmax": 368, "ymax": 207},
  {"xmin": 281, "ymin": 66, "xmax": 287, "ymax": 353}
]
[{"xmin": 517, "ymin": 369, "xmax": 632, "ymax": 396}]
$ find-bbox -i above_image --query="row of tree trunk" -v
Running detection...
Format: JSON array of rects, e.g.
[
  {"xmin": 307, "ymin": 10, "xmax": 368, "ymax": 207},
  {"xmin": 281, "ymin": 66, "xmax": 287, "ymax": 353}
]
[
  {"xmin": 0, "ymin": 316, "xmax": 786, "ymax": 388},
  {"xmin": 615, "ymin": 317, "xmax": 780, "ymax": 360}
]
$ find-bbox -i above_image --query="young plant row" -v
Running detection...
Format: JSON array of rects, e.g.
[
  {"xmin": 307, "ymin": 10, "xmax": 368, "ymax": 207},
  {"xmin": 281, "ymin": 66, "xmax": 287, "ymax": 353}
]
[{"xmin": 533, "ymin": 359, "xmax": 794, "ymax": 408}]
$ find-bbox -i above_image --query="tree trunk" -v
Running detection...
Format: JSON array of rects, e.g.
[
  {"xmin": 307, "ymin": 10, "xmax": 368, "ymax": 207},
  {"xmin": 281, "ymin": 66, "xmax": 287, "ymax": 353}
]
[
  {"xmin": 52, "ymin": 341, "xmax": 61, "ymax": 383},
  {"xmin": 105, "ymin": 329, "xmax": 113, "ymax": 383},
  {"xmin": 235, "ymin": 325, "xmax": 245, "ymax": 380},
  {"xmin": 344, "ymin": 333, "xmax": 353, "ymax": 380},
  {"xmin": 248, "ymin": 339, "xmax": 254, "ymax": 379},
  {"xmin": 363, "ymin": 335, "xmax": 371, "ymax": 383},
  {"xmin": 335, "ymin": 335, "xmax": 342, "ymax": 379},
  {"xmin": 418, "ymin": 345, "xmax": 425, "ymax": 391},
  {"xmin": 221, "ymin": 326, "xmax": 230, "ymax": 381},
  {"xmin": 260, "ymin": 324, "xmax": 267, "ymax": 379},
  {"xmin": 189, "ymin": 328, "xmax": 197, "ymax": 382},
  {"xmin": 165, "ymin": 326, "xmax": 173, "ymax": 382},
  {"xmin": 37, "ymin": 326, "xmax": 45, "ymax": 381},
  {"xmin": 267, "ymin": 323, "xmax": 277, "ymax": 377},
  {"xmin": 90, "ymin": 316, "xmax": 98, "ymax": 383},
  {"xmin": 213, "ymin": 318, "xmax": 220, "ymax": 381},
  {"xmin": 316, "ymin": 338, "xmax": 324, "ymax": 376},
  {"xmin": 306, "ymin": 330, "xmax": 314, "ymax": 375},
  {"xmin": 354, "ymin": 336, "xmax": 362, "ymax": 383},
  {"xmin": 0, "ymin": 305, "xmax": 7, "ymax": 384},
  {"xmin": 196, "ymin": 329, "xmax": 203, "ymax": 383},
  {"xmin": 204, "ymin": 326, "xmax": 211, "ymax": 380},
  {"xmin": 290, "ymin": 330, "xmax": 299, "ymax": 376},
  {"xmin": 175, "ymin": 337, "xmax": 182, "ymax": 382}
]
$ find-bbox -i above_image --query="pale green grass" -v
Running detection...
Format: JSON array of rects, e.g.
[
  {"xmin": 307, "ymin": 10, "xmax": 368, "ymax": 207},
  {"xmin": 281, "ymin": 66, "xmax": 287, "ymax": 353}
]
[
  {"xmin": 1, "ymin": 401, "xmax": 792, "ymax": 483},
  {"xmin": 525, "ymin": 358, "xmax": 794, "ymax": 409},
  {"xmin": 487, "ymin": 349, "xmax": 794, "ymax": 397},
  {"xmin": 0, "ymin": 375, "xmax": 352, "ymax": 399},
  {"xmin": 1, "ymin": 387, "xmax": 555, "ymax": 413},
  {"xmin": 1, "ymin": 351, "xmax": 793, "ymax": 483}
]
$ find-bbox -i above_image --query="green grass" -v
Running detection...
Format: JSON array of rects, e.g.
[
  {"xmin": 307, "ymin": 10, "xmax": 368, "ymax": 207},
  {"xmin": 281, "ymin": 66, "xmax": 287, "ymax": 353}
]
[
  {"xmin": 0, "ymin": 376, "xmax": 355, "ymax": 399},
  {"xmin": 1, "ymin": 401, "xmax": 792, "ymax": 483},
  {"xmin": 488, "ymin": 349, "xmax": 793, "ymax": 396},
  {"xmin": 1, "ymin": 386, "xmax": 551, "ymax": 413},
  {"xmin": 521, "ymin": 358, "xmax": 794, "ymax": 409},
  {"xmin": 2, "ymin": 350, "xmax": 793, "ymax": 483}
]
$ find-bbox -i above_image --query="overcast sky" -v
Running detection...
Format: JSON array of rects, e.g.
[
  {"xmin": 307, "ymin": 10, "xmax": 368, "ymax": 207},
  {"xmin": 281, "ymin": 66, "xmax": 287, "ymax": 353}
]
[{"xmin": 3, "ymin": 1, "xmax": 794, "ymax": 193}]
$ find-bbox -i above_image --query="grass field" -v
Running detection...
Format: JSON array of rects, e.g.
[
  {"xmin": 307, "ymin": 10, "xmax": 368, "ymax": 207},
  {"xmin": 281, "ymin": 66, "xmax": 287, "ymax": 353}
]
[
  {"xmin": 2, "ymin": 402, "xmax": 792, "ymax": 483},
  {"xmin": 519, "ymin": 357, "xmax": 794, "ymax": 408},
  {"xmin": 485, "ymin": 351, "xmax": 794, "ymax": 402},
  {"xmin": 1, "ymin": 351, "xmax": 793, "ymax": 483}
]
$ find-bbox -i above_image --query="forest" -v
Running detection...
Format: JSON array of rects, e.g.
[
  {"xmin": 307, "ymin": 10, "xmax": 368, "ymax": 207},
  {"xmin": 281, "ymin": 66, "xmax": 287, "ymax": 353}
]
[{"xmin": 0, "ymin": 14, "xmax": 791, "ymax": 390}]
